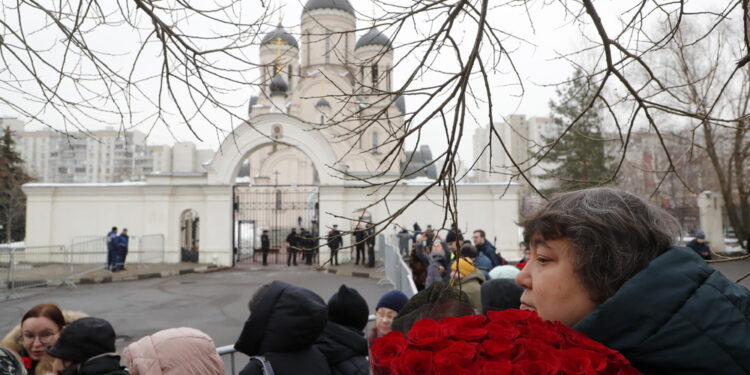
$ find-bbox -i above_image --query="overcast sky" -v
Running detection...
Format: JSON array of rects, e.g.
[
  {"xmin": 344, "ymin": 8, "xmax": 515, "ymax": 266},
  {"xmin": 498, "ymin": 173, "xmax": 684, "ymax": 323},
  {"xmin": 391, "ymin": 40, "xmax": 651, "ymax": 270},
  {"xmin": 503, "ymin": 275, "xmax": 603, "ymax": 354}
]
[{"xmin": 0, "ymin": 0, "xmax": 658, "ymax": 162}]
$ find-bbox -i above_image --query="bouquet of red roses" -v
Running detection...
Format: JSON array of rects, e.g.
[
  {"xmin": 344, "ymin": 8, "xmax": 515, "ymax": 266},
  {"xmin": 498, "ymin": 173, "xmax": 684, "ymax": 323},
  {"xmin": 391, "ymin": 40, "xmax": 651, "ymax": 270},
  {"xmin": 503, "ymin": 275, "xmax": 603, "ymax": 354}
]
[{"xmin": 370, "ymin": 309, "xmax": 641, "ymax": 375}]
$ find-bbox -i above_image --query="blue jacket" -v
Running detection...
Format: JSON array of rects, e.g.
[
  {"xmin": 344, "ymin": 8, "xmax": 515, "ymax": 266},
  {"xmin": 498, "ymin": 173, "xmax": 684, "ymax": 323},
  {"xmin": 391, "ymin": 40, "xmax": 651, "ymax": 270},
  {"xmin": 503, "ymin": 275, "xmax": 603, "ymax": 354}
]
[
  {"xmin": 117, "ymin": 234, "xmax": 129, "ymax": 251},
  {"xmin": 474, "ymin": 252, "xmax": 492, "ymax": 280},
  {"xmin": 107, "ymin": 232, "xmax": 118, "ymax": 251},
  {"xmin": 477, "ymin": 241, "xmax": 502, "ymax": 267},
  {"xmin": 574, "ymin": 247, "xmax": 750, "ymax": 374}
]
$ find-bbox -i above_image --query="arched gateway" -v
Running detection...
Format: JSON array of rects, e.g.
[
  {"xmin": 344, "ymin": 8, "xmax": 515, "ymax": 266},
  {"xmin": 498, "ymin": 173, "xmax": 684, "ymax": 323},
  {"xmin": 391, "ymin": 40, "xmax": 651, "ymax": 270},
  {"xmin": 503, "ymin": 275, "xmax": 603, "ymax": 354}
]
[{"xmin": 207, "ymin": 114, "xmax": 339, "ymax": 265}]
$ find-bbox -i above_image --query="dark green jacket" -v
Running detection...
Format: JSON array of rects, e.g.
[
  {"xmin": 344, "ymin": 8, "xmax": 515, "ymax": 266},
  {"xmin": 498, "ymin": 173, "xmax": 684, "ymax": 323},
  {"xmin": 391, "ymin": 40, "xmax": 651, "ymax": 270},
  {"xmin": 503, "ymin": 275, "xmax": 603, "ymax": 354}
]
[{"xmin": 574, "ymin": 246, "xmax": 750, "ymax": 375}]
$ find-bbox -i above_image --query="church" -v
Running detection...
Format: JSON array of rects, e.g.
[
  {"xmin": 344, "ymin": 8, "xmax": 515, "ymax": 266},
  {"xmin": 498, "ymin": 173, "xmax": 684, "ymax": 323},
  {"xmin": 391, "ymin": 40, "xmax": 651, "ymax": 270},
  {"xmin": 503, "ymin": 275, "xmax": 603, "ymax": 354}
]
[{"xmin": 22, "ymin": 0, "xmax": 521, "ymax": 266}]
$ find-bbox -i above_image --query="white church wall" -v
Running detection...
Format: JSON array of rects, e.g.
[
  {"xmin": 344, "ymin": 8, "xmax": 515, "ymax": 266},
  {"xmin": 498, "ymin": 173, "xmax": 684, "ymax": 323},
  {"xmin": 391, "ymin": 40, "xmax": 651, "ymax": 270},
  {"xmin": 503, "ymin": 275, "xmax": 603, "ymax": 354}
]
[{"xmin": 23, "ymin": 183, "xmax": 233, "ymax": 266}]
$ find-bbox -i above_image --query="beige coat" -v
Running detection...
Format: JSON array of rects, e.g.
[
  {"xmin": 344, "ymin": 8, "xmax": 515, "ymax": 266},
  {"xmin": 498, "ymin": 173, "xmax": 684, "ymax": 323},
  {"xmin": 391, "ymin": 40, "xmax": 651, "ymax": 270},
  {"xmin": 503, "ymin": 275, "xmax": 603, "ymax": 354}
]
[
  {"xmin": 0, "ymin": 310, "xmax": 88, "ymax": 375},
  {"xmin": 453, "ymin": 270, "xmax": 485, "ymax": 312},
  {"xmin": 123, "ymin": 327, "xmax": 224, "ymax": 375}
]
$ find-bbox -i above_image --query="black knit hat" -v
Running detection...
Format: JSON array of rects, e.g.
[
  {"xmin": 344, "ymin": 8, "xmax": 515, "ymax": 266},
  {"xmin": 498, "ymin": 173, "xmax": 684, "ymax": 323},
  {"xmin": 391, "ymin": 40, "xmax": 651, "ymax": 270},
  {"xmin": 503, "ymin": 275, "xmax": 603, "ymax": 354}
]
[
  {"xmin": 376, "ymin": 290, "xmax": 409, "ymax": 313},
  {"xmin": 46, "ymin": 317, "xmax": 116, "ymax": 363},
  {"xmin": 328, "ymin": 284, "xmax": 370, "ymax": 331},
  {"xmin": 445, "ymin": 230, "xmax": 463, "ymax": 244}
]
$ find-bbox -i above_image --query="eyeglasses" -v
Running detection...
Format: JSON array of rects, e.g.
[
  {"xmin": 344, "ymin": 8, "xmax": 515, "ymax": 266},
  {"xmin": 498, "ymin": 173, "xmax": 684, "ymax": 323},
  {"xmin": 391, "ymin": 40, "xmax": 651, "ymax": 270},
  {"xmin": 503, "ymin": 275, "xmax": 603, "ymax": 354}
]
[{"xmin": 22, "ymin": 331, "xmax": 58, "ymax": 345}]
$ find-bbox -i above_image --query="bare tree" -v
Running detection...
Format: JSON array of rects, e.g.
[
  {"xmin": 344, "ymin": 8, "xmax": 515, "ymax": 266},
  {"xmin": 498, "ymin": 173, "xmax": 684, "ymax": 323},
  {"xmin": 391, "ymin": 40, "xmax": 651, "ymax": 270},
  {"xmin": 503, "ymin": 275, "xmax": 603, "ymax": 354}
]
[{"xmin": 1, "ymin": 0, "xmax": 749, "ymax": 248}]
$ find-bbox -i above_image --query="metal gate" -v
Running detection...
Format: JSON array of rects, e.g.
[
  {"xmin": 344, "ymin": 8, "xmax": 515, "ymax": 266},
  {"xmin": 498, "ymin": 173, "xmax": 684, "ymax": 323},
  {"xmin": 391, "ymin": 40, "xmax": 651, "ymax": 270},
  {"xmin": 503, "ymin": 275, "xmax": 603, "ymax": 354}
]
[{"xmin": 233, "ymin": 185, "xmax": 319, "ymax": 264}]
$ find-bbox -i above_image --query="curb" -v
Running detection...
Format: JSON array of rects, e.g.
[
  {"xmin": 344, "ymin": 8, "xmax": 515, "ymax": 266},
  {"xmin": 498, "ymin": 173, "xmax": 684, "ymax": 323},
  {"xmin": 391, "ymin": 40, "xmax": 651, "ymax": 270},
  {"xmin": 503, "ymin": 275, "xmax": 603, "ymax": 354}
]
[
  {"xmin": 3, "ymin": 265, "xmax": 220, "ymax": 289},
  {"xmin": 324, "ymin": 265, "xmax": 384, "ymax": 280}
]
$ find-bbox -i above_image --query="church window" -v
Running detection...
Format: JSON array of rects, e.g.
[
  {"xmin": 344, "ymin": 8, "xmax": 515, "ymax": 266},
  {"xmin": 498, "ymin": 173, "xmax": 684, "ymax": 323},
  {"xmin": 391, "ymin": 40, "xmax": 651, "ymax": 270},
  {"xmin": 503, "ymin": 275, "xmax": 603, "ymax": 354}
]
[
  {"xmin": 372, "ymin": 65, "xmax": 379, "ymax": 90},
  {"xmin": 320, "ymin": 114, "xmax": 325, "ymax": 125},
  {"xmin": 325, "ymin": 33, "xmax": 331, "ymax": 64},
  {"xmin": 372, "ymin": 131, "xmax": 379, "ymax": 152}
]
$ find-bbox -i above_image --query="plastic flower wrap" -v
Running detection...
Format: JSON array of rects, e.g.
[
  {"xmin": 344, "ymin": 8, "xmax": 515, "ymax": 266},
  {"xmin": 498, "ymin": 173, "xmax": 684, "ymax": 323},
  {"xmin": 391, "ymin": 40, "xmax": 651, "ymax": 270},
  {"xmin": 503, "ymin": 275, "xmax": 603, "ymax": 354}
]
[{"xmin": 371, "ymin": 309, "xmax": 641, "ymax": 375}]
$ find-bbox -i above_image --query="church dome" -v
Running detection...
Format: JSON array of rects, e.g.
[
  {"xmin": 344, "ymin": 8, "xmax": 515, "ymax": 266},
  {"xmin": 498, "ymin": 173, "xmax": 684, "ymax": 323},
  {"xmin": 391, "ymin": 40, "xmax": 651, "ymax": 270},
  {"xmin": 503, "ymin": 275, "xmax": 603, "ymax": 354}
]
[
  {"xmin": 355, "ymin": 27, "xmax": 390, "ymax": 49},
  {"xmin": 303, "ymin": 0, "xmax": 355, "ymax": 15},
  {"xmin": 270, "ymin": 74, "xmax": 288, "ymax": 94},
  {"xmin": 315, "ymin": 98, "xmax": 331, "ymax": 108},
  {"xmin": 261, "ymin": 24, "xmax": 298, "ymax": 49}
]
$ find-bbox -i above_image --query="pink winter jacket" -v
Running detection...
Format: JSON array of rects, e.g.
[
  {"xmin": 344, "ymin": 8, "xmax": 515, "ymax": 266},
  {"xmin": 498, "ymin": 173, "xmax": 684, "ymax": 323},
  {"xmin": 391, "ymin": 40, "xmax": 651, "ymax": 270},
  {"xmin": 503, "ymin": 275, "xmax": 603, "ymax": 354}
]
[{"xmin": 123, "ymin": 327, "xmax": 224, "ymax": 375}]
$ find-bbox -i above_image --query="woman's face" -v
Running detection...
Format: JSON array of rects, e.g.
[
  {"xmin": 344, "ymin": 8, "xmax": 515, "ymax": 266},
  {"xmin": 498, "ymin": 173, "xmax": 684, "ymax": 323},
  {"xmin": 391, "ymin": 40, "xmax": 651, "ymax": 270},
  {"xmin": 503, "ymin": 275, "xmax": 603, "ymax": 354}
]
[
  {"xmin": 375, "ymin": 307, "xmax": 398, "ymax": 336},
  {"xmin": 515, "ymin": 237, "xmax": 598, "ymax": 327},
  {"xmin": 431, "ymin": 241, "xmax": 443, "ymax": 254},
  {"xmin": 21, "ymin": 317, "xmax": 61, "ymax": 361}
]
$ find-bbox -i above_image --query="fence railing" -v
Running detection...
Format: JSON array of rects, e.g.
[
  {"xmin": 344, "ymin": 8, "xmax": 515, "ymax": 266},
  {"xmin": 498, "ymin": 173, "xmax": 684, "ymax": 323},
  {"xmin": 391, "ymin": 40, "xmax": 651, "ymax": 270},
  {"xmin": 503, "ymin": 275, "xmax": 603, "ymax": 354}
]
[
  {"xmin": 2, "ymin": 234, "xmax": 165, "ymax": 299},
  {"xmin": 379, "ymin": 234, "xmax": 418, "ymax": 298}
]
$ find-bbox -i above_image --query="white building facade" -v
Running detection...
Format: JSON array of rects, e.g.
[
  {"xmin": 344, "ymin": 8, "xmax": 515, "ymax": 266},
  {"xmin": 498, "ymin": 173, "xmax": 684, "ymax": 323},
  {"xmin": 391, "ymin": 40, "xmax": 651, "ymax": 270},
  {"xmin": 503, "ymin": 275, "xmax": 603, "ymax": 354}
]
[{"xmin": 23, "ymin": 0, "xmax": 522, "ymax": 266}]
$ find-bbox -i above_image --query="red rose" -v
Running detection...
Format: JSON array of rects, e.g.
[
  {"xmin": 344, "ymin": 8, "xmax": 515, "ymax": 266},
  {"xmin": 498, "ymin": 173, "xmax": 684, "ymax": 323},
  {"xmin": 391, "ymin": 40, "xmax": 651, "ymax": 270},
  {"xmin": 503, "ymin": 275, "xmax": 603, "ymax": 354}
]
[
  {"xmin": 408, "ymin": 318, "xmax": 447, "ymax": 350},
  {"xmin": 486, "ymin": 321, "xmax": 521, "ymax": 341},
  {"xmin": 371, "ymin": 331, "xmax": 408, "ymax": 373},
  {"xmin": 391, "ymin": 309, "xmax": 641, "ymax": 375},
  {"xmin": 21, "ymin": 356, "xmax": 32, "ymax": 370},
  {"xmin": 443, "ymin": 315, "xmax": 489, "ymax": 341},
  {"xmin": 562, "ymin": 328, "xmax": 616, "ymax": 355},
  {"xmin": 481, "ymin": 360, "xmax": 513, "ymax": 375},
  {"xmin": 487, "ymin": 309, "xmax": 540, "ymax": 324},
  {"xmin": 556, "ymin": 348, "xmax": 607, "ymax": 374},
  {"xmin": 391, "ymin": 348, "xmax": 433, "ymax": 375},
  {"xmin": 525, "ymin": 322, "xmax": 564, "ymax": 347},
  {"xmin": 434, "ymin": 363, "xmax": 479, "ymax": 375},
  {"xmin": 514, "ymin": 359, "xmax": 557, "ymax": 375},
  {"xmin": 434, "ymin": 340, "xmax": 480, "ymax": 368}
]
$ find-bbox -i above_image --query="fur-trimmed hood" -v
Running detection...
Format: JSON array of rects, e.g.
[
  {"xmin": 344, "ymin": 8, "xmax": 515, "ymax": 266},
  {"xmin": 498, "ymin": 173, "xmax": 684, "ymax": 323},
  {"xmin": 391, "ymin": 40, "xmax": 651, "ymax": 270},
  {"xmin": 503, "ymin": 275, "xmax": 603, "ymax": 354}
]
[{"xmin": 1, "ymin": 310, "xmax": 88, "ymax": 375}]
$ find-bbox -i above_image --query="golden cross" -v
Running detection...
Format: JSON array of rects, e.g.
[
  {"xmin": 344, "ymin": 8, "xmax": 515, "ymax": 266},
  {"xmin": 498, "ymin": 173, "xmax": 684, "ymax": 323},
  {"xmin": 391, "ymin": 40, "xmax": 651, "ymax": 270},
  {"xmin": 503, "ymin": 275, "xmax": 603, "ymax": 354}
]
[{"xmin": 270, "ymin": 36, "xmax": 287, "ymax": 46}]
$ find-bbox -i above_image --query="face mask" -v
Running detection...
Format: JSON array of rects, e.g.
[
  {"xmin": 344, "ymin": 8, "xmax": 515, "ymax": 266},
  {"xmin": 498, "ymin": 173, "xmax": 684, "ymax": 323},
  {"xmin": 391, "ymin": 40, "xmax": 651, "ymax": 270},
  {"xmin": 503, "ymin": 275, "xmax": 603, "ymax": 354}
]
[{"xmin": 421, "ymin": 241, "xmax": 427, "ymax": 247}]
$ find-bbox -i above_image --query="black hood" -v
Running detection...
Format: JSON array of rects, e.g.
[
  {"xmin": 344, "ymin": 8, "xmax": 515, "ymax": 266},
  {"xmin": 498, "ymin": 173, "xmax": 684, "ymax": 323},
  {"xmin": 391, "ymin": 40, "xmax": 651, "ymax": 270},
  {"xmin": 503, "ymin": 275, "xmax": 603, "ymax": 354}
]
[
  {"xmin": 480, "ymin": 279, "xmax": 523, "ymax": 314},
  {"xmin": 315, "ymin": 321, "xmax": 368, "ymax": 365},
  {"xmin": 235, "ymin": 280, "xmax": 328, "ymax": 355}
]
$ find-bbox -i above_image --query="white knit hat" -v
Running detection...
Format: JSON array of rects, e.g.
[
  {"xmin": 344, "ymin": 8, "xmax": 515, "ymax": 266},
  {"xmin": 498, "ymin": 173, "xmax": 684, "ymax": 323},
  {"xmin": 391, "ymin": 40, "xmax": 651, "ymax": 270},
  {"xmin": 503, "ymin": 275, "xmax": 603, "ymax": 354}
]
[{"xmin": 489, "ymin": 265, "xmax": 520, "ymax": 280}]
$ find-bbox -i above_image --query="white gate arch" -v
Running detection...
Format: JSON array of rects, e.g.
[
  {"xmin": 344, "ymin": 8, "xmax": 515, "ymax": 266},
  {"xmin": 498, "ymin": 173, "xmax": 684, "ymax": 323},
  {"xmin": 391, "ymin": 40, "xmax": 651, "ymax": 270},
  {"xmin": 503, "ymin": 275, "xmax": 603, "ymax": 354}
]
[{"xmin": 206, "ymin": 113, "xmax": 341, "ymax": 186}]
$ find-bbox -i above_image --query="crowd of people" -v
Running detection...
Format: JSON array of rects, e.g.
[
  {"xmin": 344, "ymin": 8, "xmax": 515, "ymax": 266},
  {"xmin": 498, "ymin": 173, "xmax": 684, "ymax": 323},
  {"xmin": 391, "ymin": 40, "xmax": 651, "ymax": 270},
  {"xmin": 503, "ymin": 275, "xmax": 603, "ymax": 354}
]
[
  {"xmin": 273, "ymin": 223, "xmax": 377, "ymax": 268},
  {"xmin": 405, "ymin": 221, "xmax": 523, "ymax": 298},
  {"xmin": 4, "ymin": 188, "xmax": 749, "ymax": 375}
]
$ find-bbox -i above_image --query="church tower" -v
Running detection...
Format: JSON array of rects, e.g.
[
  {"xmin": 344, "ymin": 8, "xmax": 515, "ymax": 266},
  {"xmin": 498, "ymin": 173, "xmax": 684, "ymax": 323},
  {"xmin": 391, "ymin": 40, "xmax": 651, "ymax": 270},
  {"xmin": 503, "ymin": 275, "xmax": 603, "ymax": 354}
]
[{"xmin": 245, "ymin": 0, "xmax": 406, "ymax": 182}]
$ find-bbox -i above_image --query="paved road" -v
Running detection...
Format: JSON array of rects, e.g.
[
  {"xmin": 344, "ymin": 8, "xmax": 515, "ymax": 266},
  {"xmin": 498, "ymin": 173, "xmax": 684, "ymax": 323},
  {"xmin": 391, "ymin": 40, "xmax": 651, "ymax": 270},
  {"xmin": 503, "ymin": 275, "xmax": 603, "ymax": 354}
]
[
  {"xmin": 0, "ymin": 263, "xmax": 392, "ymax": 374},
  {"xmin": 711, "ymin": 257, "xmax": 750, "ymax": 289}
]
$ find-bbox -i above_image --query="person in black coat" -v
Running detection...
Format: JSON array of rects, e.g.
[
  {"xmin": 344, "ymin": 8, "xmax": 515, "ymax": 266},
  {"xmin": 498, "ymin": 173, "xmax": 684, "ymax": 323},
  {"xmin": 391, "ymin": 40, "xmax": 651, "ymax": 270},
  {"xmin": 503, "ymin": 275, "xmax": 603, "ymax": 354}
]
[
  {"xmin": 686, "ymin": 231, "xmax": 712, "ymax": 260},
  {"xmin": 286, "ymin": 229, "xmax": 298, "ymax": 266},
  {"xmin": 235, "ymin": 281, "xmax": 331, "ymax": 375},
  {"xmin": 516, "ymin": 188, "xmax": 750, "ymax": 374},
  {"xmin": 366, "ymin": 224, "xmax": 376, "ymax": 267},
  {"xmin": 260, "ymin": 230, "xmax": 270, "ymax": 266},
  {"xmin": 314, "ymin": 285, "xmax": 370, "ymax": 375},
  {"xmin": 353, "ymin": 225, "xmax": 366, "ymax": 265},
  {"xmin": 327, "ymin": 225, "xmax": 342, "ymax": 266}
]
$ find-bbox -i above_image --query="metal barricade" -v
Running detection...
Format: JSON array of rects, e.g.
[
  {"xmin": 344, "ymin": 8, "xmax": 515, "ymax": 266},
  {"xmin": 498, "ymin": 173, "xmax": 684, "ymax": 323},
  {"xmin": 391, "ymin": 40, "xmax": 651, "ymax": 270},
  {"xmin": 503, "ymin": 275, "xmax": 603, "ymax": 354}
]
[
  {"xmin": 378, "ymin": 234, "xmax": 417, "ymax": 298},
  {"xmin": 2, "ymin": 234, "xmax": 166, "ymax": 299},
  {"xmin": 2, "ymin": 244, "xmax": 67, "ymax": 299}
]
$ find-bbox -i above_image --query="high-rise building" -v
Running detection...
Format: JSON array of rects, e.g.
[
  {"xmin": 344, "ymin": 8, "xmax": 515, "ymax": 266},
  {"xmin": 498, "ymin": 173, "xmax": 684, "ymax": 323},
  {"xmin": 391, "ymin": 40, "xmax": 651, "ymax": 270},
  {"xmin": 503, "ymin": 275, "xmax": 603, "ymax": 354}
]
[{"xmin": 2, "ymin": 120, "xmax": 212, "ymax": 183}]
